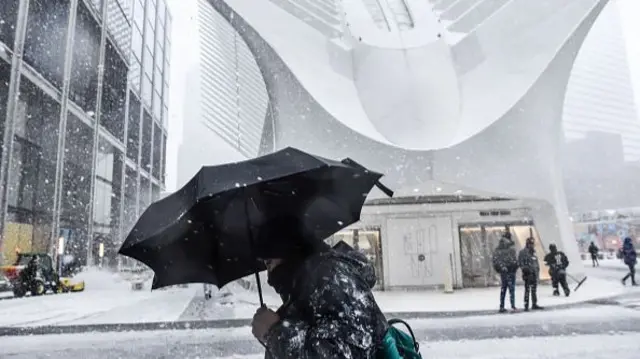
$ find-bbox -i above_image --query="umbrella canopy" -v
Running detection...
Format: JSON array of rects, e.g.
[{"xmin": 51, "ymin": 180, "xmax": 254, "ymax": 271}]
[{"xmin": 119, "ymin": 147, "xmax": 391, "ymax": 291}]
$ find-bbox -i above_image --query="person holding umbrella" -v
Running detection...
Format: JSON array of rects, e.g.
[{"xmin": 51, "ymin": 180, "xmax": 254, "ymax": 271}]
[{"xmin": 250, "ymin": 230, "xmax": 388, "ymax": 358}]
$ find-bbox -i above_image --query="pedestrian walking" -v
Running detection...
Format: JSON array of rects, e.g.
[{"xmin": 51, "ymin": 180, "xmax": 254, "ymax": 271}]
[
  {"xmin": 251, "ymin": 239, "xmax": 389, "ymax": 358},
  {"xmin": 621, "ymin": 237, "xmax": 637, "ymax": 286},
  {"xmin": 588, "ymin": 242, "xmax": 599, "ymax": 267}
]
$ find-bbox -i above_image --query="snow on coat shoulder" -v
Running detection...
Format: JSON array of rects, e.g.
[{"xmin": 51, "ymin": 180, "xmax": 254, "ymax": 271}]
[{"xmin": 264, "ymin": 249, "xmax": 388, "ymax": 359}]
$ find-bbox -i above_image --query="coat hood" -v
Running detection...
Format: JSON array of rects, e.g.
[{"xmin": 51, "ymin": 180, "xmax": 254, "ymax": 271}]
[{"xmin": 329, "ymin": 248, "xmax": 378, "ymax": 289}]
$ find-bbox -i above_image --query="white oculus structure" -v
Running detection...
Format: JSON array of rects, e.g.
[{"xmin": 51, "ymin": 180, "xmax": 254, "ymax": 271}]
[{"xmin": 198, "ymin": 0, "xmax": 611, "ymax": 290}]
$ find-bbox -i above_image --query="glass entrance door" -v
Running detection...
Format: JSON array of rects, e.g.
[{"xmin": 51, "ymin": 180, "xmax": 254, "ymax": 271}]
[{"xmin": 459, "ymin": 223, "xmax": 549, "ymax": 288}]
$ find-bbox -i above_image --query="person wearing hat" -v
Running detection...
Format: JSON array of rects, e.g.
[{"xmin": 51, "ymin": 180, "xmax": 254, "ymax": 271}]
[{"xmin": 518, "ymin": 237, "xmax": 544, "ymax": 311}]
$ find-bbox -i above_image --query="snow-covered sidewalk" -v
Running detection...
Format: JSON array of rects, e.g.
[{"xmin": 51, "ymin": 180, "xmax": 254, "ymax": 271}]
[
  {"xmin": 583, "ymin": 258, "xmax": 630, "ymax": 271},
  {"xmin": 182, "ymin": 276, "xmax": 631, "ymax": 321},
  {"xmin": 0, "ymin": 268, "xmax": 197, "ymax": 327}
]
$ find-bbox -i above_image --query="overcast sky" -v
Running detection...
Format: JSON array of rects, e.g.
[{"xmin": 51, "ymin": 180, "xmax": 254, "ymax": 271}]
[{"xmin": 163, "ymin": 0, "xmax": 640, "ymax": 191}]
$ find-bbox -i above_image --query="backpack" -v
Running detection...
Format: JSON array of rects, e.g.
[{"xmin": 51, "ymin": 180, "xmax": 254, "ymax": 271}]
[{"xmin": 378, "ymin": 319, "xmax": 423, "ymax": 359}]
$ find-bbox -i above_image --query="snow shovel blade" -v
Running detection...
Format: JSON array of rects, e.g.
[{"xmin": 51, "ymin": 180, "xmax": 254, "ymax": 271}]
[{"xmin": 573, "ymin": 276, "xmax": 587, "ymax": 292}]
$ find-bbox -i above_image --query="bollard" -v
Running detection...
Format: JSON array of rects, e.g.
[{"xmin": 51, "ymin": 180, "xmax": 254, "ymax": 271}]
[{"xmin": 443, "ymin": 253, "xmax": 454, "ymax": 293}]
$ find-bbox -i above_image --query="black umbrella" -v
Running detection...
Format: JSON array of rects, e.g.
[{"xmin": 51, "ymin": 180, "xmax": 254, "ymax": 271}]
[{"xmin": 118, "ymin": 147, "xmax": 392, "ymax": 305}]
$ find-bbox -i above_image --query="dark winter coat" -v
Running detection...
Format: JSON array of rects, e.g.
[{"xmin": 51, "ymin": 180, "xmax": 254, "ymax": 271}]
[
  {"xmin": 543, "ymin": 248, "xmax": 569, "ymax": 274},
  {"xmin": 588, "ymin": 243, "xmax": 599, "ymax": 257},
  {"xmin": 518, "ymin": 247, "xmax": 540, "ymax": 280},
  {"xmin": 622, "ymin": 237, "xmax": 637, "ymax": 266},
  {"xmin": 492, "ymin": 237, "xmax": 518, "ymax": 274},
  {"xmin": 263, "ymin": 249, "xmax": 388, "ymax": 359}
]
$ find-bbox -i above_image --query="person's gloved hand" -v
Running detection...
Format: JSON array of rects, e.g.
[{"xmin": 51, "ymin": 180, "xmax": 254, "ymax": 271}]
[{"xmin": 252, "ymin": 306, "xmax": 280, "ymax": 343}]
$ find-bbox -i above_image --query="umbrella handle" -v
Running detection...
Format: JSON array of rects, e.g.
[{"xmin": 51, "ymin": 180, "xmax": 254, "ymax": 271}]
[{"xmin": 244, "ymin": 189, "xmax": 265, "ymax": 307}]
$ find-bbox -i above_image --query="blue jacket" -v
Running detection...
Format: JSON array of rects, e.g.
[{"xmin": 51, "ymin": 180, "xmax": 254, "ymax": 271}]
[{"xmin": 622, "ymin": 237, "xmax": 637, "ymax": 266}]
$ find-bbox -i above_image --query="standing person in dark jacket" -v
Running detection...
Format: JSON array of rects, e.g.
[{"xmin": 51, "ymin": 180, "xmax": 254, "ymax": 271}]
[
  {"xmin": 588, "ymin": 242, "xmax": 599, "ymax": 267},
  {"xmin": 621, "ymin": 237, "xmax": 637, "ymax": 286},
  {"xmin": 492, "ymin": 232, "xmax": 519, "ymax": 313},
  {"xmin": 544, "ymin": 244, "xmax": 570, "ymax": 297},
  {"xmin": 518, "ymin": 237, "xmax": 543, "ymax": 311},
  {"xmin": 250, "ymin": 239, "xmax": 388, "ymax": 358}
]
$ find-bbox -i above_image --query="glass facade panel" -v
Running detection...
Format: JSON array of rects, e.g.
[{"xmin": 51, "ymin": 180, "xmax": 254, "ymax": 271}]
[
  {"xmin": 126, "ymin": 92, "xmax": 140, "ymax": 161},
  {"xmin": 123, "ymin": 166, "xmax": 137, "ymax": 233},
  {"xmin": 23, "ymin": 0, "xmax": 70, "ymax": 90},
  {"xmin": 4, "ymin": 67, "xmax": 59, "ymax": 259},
  {"xmin": 144, "ymin": 19, "xmax": 155, "ymax": 51},
  {"xmin": 161, "ymin": 133, "xmax": 166, "ymax": 183},
  {"xmin": 152, "ymin": 123, "xmax": 161, "ymax": 179},
  {"xmin": 129, "ymin": 56, "xmax": 141, "ymax": 92},
  {"xmin": 142, "ymin": 74, "xmax": 152, "ymax": 105},
  {"xmin": 0, "ymin": 0, "xmax": 19, "ymax": 50},
  {"xmin": 153, "ymin": 89, "xmax": 161, "ymax": 119},
  {"xmin": 70, "ymin": 1, "xmax": 101, "ymax": 113},
  {"xmin": 139, "ymin": 176, "xmax": 150, "ymax": 212},
  {"xmin": 61, "ymin": 113, "xmax": 94, "ymax": 261},
  {"xmin": 131, "ymin": 24, "xmax": 143, "ymax": 61},
  {"xmin": 105, "ymin": 0, "xmax": 132, "ymax": 58},
  {"xmin": 133, "ymin": 0, "xmax": 145, "ymax": 29},
  {"xmin": 92, "ymin": 136, "xmax": 123, "ymax": 267},
  {"xmin": 101, "ymin": 40, "xmax": 127, "ymax": 142},
  {"xmin": 0, "ymin": 60, "xmax": 9, "ymax": 169},
  {"xmin": 141, "ymin": 110, "xmax": 152, "ymax": 171}
]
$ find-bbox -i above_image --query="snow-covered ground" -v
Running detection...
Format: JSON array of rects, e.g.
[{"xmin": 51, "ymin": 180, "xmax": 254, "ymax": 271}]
[
  {"xmin": 0, "ymin": 268, "xmax": 197, "ymax": 327},
  {"xmin": 3, "ymin": 305, "xmax": 640, "ymax": 358},
  {"xmin": 180, "ymin": 276, "xmax": 631, "ymax": 321},
  {"xmin": 1, "ymin": 265, "xmax": 633, "ymax": 327},
  {"xmin": 583, "ymin": 258, "xmax": 630, "ymax": 271}
]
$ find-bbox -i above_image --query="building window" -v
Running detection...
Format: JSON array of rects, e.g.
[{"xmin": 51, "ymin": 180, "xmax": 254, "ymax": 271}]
[
  {"xmin": 5, "ymin": 78, "xmax": 59, "ymax": 258},
  {"xmin": 131, "ymin": 24, "xmax": 143, "ymax": 61},
  {"xmin": 161, "ymin": 133, "xmax": 166, "ymax": 183},
  {"xmin": 126, "ymin": 92, "xmax": 140, "ymax": 161},
  {"xmin": 158, "ymin": 0, "xmax": 166, "ymax": 26},
  {"xmin": 61, "ymin": 112, "xmax": 94, "ymax": 255},
  {"xmin": 153, "ymin": 88, "xmax": 161, "ymax": 119},
  {"xmin": 0, "ymin": 60, "xmax": 10, "ymax": 169},
  {"xmin": 23, "ymin": 0, "xmax": 70, "ymax": 90},
  {"xmin": 144, "ymin": 19, "xmax": 155, "ymax": 51},
  {"xmin": 0, "ymin": 0, "xmax": 19, "ymax": 50},
  {"xmin": 152, "ymin": 184, "xmax": 160, "ymax": 202},
  {"xmin": 69, "ymin": 0, "xmax": 101, "ymax": 113},
  {"xmin": 10, "ymin": 78, "xmax": 59, "ymax": 213},
  {"xmin": 154, "ymin": 36, "xmax": 163, "ymax": 70},
  {"xmin": 139, "ymin": 176, "xmax": 151, "ymax": 212},
  {"xmin": 133, "ymin": 0, "xmax": 144, "ymax": 29},
  {"xmin": 143, "ymin": 47, "xmax": 153, "ymax": 78},
  {"xmin": 152, "ymin": 123, "xmax": 161, "ymax": 179},
  {"xmin": 123, "ymin": 166, "xmax": 137, "ymax": 232},
  {"xmin": 101, "ymin": 40, "xmax": 127, "ymax": 143},
  {"xmin": 105, "ymin": 0, "xmax": 132, "ymax": 58},
  {"xmin": 141, "ymin": 110, "xmax": 152, "ymax": 171},
  {"xmin": 129, "ymin": 55, "xmax": 141, "ymax": 93},
  {"xmin": 93, "ymin": 136, "xmax": 123, "ymax": 266},
  {"xmin": 142, "ymin": 74, "xmax": 152, "ymax": 106}
]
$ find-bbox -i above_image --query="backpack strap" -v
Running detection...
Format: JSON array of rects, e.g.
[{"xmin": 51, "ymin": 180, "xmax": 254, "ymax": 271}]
[{"xmin": 388, "ymin": 318, "xmax": 420, "ymax": 353}]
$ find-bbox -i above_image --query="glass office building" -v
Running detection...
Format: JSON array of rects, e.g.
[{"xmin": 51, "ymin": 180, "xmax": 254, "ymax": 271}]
[{"xmin": 0, "ymin": 0, "xmax": 171, "ymax": 267}]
